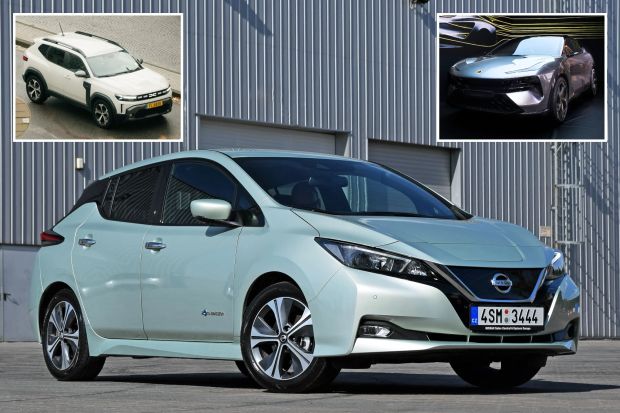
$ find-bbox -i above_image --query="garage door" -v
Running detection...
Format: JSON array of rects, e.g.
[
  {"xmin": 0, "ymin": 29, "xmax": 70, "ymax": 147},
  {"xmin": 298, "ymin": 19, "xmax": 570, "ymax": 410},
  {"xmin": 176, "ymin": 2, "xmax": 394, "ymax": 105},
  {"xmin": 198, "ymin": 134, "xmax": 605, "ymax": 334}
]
[
  {"xmin": 199, "ymin": 119, "xmax": 336, "ymax": 154},
  {"xmin": 368, "ymin": 141, "xmax": 453, "ymax": 200}
]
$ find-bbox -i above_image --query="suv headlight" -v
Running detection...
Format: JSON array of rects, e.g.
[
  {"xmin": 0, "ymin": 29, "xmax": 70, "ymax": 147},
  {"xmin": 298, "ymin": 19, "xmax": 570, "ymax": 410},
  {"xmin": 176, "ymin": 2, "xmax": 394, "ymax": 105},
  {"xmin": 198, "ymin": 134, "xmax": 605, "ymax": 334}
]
[
  {"xmin": 546, "ymin": 250, "xmax": 566, "ymax": 280},
  {"xmin": 115, "ymin": 94, "xmax": 138, "ymax": 101},
  {"xmin": 316, "ymin": 238, "xmax": 437, "ymax": 279}
]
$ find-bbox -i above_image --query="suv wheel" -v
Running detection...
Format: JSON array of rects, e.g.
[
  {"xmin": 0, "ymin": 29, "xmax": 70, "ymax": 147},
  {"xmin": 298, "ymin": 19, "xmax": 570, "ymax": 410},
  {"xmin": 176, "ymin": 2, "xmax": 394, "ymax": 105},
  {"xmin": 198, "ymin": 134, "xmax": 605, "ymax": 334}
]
[
  {"xmin": 451, "ymin": 356, "xmax": 546, "ymax": 388},
  {"xmin": 550, "ymin": 77, "xmax": 569, "ymax": 123},
  {"xmin": 42, "ymin": 289, "xmax": 106, "ymax": 381},
  {"xmin": 25, "ymin": 75, "xmax": 48, "ymax": 104},
  {"xmin": 240, "ymin": 282, "xmax": 340, "ymax": 392},
  {"xmin": 92, "ymin": 99, "xmax": 114, "ymax": 129}
]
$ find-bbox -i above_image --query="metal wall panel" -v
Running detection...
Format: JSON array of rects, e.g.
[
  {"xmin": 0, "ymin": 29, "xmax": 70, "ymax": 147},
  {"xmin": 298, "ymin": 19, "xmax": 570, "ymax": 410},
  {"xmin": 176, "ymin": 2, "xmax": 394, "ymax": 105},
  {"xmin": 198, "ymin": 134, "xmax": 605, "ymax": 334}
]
[{"xmin": 1, "ymin": 0, "xmax": 618, "ymax": 337}]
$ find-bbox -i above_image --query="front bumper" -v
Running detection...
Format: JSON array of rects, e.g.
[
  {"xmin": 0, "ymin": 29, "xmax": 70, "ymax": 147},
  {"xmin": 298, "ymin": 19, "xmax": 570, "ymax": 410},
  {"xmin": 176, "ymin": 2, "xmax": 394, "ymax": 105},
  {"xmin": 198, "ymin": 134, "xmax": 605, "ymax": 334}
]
[
  {"xmin": 446, "ymin": 73, "xmax": 553, "ymax": 115},
  {"xmin": 309, "ymin": 266, "xmax": 580, "ymax": 360},
  {"xmin": 116, "ymin": 95, "xmax": 173, "ymax": 120}
]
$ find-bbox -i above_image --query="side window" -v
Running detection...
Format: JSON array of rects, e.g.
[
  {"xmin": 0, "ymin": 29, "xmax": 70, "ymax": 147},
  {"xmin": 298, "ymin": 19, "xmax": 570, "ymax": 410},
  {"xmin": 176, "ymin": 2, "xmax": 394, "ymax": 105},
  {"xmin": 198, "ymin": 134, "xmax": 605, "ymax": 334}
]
[
  {"xmin": 45, "ymin": 46, "xmax": 66, "ymax": 66},
  {"xmin": 38, "ymin": 44, "xmax": 50, "ymax": 56},
  {"xmin": 163, "ymin": 161, "xmax": 237, "ymax": 225},
  {"xmin": 70, "ymin": 179, "xmax": 109, "ymax": 213},
  {"xmin": 64, "ymin": 52, "xmax": 87, "ymax": 73},
  {"xmin": 109, "ymin": 166, "xmax": 162, "ymax": 224}
]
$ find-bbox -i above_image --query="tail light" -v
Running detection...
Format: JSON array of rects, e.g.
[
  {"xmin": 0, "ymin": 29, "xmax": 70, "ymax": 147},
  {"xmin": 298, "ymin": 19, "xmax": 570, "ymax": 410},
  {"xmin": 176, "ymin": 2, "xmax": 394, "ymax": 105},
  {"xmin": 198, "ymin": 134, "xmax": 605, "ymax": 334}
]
[
  {"xmin": 40, "ymin": 229, "xmax": 64, "ymax": 246},
  {"xmin": 22, "ymin": 55, "xmax": 28, "ymax": 61}
]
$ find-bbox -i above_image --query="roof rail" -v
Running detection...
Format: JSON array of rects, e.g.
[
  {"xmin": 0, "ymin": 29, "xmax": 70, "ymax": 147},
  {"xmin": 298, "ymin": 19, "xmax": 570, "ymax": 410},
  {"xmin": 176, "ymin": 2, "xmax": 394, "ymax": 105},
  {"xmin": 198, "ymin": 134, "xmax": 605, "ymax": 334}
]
[
  {"xmin": 42, "ymin": 37, "xmax": 86, "ymax": 57},
  {"xmin": 74, "ymin": 31, "xmax": 125, "ymax": 49}
]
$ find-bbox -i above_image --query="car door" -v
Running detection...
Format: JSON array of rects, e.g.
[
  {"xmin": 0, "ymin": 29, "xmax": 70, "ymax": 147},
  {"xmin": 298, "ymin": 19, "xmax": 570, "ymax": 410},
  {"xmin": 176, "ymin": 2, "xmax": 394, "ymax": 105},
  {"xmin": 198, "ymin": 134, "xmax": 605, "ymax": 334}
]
[
  {"xmin": 61, "ymin": 51, "xmax": 90, "ymax": 104},
  {"xmin": 140, "ymin": 160, "xmax": 250, "ymax": 341},
  {"xmin": 72, "ymin": 164, "xmax": 164, "ymax": 339},
  {"xmin": 41, "ymin": 46, "xmax": 66, "ymax": 92}
]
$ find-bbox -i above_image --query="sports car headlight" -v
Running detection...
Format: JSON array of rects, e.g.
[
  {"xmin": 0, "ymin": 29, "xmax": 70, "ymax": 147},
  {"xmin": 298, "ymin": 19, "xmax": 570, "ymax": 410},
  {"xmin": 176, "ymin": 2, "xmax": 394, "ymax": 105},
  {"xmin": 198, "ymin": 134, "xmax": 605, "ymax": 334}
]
[
  {"xmin": 115, "ymin": 94, "xmax": 138, "ymax": 101},
  {"xmin": 546, "ymin": 250, "xmax": 566, "ymax": 280},
  {"xmin": 316, "ymin": 238, "xmax": 435, "ymax": 279}
]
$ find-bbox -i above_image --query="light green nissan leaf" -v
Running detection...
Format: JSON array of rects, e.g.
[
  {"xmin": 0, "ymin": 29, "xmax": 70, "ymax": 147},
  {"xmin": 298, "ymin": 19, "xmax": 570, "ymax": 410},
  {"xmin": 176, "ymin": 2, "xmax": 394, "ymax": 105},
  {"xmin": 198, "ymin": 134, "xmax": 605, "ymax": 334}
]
[{"xmin": 31, "ymin": 150, "xmax": 580, "ymax": 392}]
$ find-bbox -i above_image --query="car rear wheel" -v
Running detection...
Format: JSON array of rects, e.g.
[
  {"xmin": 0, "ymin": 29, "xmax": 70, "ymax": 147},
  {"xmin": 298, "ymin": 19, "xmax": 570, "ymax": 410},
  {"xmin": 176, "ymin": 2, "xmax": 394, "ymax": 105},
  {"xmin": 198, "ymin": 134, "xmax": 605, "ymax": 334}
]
[
  {"xmin": 240, "ymin": 281, "xmax": 340, "ymax": 392},
  {"xmin": 451, "ymin": 356, "xmax": 546, "ymax": 388},
  {"xmin": 590, "ymin": 68, "xmax": 598, "ymax": 96},
  {"xmin": 42, "ymin": 289, "xmax": 106, "ymax": 381},
  {"xmin": 550, "ymin": 77, "xmax": 569, "ymax": 123},
  {"xmin": 25, "ymin": 75, "xmax": 48, "ymax": 104},
  {"xmin": 92, "ymin": 99, "xmax": 115, "ymax": 129}
]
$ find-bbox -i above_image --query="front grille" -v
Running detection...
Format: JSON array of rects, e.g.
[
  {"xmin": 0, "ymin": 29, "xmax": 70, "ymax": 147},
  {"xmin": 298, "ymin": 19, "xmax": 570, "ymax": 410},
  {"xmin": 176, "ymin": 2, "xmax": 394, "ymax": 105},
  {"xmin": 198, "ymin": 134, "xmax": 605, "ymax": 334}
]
[
  {"xmin": 447, "ymin": 89, "xmax": 523, "ymax": 114},
  {"xmin": 449, "ymin": 74, "xmax": 542, "ymax": 94},
  {"xmin": 135, "ymin": 87, "xmax": 170, "ymax": 101},
  {"xmin": 446, "ymin": 266, "xmax": 544, "ymax": 301}
]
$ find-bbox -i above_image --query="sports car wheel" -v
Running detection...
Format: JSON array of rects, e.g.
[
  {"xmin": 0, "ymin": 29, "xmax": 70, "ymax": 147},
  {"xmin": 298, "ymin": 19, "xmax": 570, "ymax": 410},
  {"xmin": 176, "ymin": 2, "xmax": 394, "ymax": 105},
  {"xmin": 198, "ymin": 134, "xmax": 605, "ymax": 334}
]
[
  {"xmin": 42, "ymin": 289, "xmax": 106, "ymax": 381},
  {"xmin": 25, "ymin": 75, "xmax": 48, "ymax": 104},
  {"xmin": 240, "ymin": 282, "xmax": 340, "ymax": 392},
  {"xmin": 590, "ymin": 68, "xmax": 598, "ymax": 96},
  {"xmin": 550, "ymin": 77, "xmax": 569, "ymax": 123},
  {"xmin": 451, "ymin": 356, "xmax": 546, "ymax": 388}
]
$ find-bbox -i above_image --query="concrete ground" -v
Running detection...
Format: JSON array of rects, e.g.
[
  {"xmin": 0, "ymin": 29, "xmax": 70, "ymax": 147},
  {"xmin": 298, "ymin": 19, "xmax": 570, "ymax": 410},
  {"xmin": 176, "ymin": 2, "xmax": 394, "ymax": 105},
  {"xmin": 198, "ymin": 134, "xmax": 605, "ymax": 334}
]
[
  {"xmin": 0, "ymin": 341, "xmax": 619, "ymax": 412},
  {"xmin": 14, "ymin": 47, "xmax": 181, "ymax": 140}
]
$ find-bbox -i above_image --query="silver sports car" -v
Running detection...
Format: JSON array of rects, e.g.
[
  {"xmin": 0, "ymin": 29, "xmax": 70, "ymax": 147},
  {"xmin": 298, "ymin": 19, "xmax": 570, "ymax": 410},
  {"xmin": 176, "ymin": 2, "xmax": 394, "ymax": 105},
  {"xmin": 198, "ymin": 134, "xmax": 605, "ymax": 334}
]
[{"xmin": 447, "ymin": 36, "xmax": 597, "ymax": 122}]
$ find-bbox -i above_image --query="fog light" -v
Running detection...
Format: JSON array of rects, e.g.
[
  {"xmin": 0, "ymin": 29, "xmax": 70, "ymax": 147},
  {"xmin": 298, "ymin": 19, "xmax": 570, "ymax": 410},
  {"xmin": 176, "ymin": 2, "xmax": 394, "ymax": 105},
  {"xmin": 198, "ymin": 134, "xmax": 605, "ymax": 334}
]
[{"xmin": 358, "ymin": 325, "xmax": 392, "ymax": 338}]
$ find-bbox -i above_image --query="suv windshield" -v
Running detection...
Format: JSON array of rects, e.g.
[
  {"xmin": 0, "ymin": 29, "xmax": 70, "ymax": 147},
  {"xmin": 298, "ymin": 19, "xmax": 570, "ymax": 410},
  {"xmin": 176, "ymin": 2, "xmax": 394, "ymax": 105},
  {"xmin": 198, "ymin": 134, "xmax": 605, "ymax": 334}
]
[
  {"xmin": 235, "ymin": 157, "xmax": 468, "ymax": 220},
  {"xmin": 87, "ymin": 51, "xmax": 141, "ymax": 77},
  {"xmin": 488, "ymin": 36, "xmax": 564, "ymax": 57}
]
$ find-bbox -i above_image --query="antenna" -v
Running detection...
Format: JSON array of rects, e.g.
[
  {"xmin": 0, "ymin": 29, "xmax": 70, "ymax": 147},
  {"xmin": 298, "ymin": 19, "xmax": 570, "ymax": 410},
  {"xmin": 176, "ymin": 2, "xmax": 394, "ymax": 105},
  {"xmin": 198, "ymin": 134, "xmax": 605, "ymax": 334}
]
[{"xmin": 59, "ymin": 22, "xmax": 64, "ymax": 36}]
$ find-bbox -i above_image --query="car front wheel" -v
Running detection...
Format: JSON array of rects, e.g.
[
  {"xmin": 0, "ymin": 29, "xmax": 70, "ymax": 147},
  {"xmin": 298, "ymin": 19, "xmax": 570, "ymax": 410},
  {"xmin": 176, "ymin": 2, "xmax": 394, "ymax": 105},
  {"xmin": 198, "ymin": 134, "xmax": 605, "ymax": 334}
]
[
  {"xmin": 42, "ymin": 289, "xmax": 106, "ymax": 381},
  {"xmin": 450, "ymin": 356, "xmax": 546, "ymax": 388},
  {"xmin": 550, "ymin": 77, "xmax": 569, "ymax": 123},
  {"xmin": 240, "ymin": 281, "xmax": 340, "ymax": 392},
  {"xmin": 92, "ymin": 99, "xmax": 115, "ymax": 129}
]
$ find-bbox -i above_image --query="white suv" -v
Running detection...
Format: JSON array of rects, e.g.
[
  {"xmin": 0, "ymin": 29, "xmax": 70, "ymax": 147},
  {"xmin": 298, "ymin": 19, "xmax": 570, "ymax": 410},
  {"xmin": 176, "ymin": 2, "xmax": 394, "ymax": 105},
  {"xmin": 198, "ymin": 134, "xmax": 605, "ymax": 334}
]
[{"xmin": 21, "ymin": 31, "xmax": 172, "ymax": 129}]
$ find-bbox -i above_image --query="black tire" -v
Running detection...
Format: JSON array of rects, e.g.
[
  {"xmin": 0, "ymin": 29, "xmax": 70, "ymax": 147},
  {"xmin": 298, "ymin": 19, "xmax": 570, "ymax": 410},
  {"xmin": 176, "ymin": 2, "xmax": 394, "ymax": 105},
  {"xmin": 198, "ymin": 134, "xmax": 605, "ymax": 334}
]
[
  {"xmin": 589, "ymin": 68, "xmax": 598, "ymax": 97},
  {"xmin": 25, "ymin": 74, "xmax": 48, "ymax": 104},
  {"xmin": 41, "ymin": 289, "xmax": 106, "ymax": 381},
  {"xmin": 549, "ymin": 76, "xmax": 569, "ymax": 123},
  {"xmin": 91, "ymin": 99, "xmax": 115, "ymax": 129},
  {"xmin": 240, "ymin": 281, "xmax": 340, "ymax": 392},
  {"xmin": 451, "ymin": 356, "xmax": 546, "ymax": 388},
  {"xmin": 235, "ymin": 360, "xmax": 251, "ymax": 378}
]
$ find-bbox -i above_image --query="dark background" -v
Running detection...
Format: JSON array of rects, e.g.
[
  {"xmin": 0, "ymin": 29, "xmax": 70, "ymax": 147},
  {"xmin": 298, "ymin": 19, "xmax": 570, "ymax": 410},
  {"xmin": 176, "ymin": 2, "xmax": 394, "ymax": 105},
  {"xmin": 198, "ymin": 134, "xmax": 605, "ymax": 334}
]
[{"xmin": 438, "ymin": 15, "xmax": 606, "ymax": 140}]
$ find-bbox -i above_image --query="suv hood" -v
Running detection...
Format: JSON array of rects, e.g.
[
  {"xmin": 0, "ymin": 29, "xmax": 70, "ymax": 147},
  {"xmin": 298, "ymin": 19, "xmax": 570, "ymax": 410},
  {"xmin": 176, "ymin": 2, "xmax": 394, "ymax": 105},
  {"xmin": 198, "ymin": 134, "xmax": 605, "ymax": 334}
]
[
  {"xmin": 452, "ymin": 55, "xmax": 557, "ymax": 78},
  {"xmin": 294, "ymin": 210, "xmax": 551, "ymax": 268},
  {"xmin": 95, "ymin": 67, "xmax": 169, "ymax": 95}
]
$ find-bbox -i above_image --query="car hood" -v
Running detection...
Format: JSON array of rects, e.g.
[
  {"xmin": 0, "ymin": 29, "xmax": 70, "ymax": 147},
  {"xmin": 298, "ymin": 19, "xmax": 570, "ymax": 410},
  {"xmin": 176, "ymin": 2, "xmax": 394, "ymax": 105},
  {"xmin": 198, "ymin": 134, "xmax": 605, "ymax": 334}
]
[
  {"xmin": 294, "ymin": 210, "xmax": 551, "ymax": 268},
  {"xmin": 452, "ymin": 55, "xmax": 558, "ymax": 78},
  {"xmin": 95, "ymin": 68, "xmax": 169, "ymax": 95}
]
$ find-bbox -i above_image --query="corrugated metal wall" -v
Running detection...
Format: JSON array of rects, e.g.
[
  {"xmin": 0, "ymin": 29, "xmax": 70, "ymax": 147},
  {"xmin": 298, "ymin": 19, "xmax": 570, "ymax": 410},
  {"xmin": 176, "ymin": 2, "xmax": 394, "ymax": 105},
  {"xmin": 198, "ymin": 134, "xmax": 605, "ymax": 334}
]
[{"xmin": 1, "ymin": 0, "xmax": 618, "ymax": 337}]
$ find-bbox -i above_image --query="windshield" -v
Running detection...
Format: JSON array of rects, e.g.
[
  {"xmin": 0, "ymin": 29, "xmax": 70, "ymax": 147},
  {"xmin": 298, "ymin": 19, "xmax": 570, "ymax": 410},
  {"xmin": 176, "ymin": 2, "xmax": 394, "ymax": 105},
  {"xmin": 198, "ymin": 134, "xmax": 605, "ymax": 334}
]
[
  {"xmin": 87, "ymin": 51, "xmax": 141, "ymax": 77},
  {"xmin": 489, "ymin": 36, "xmax": 563, "ymax": 57},
  {"xmin": 235, "ymin": 157, "xmax": 469, "ymax": 220}
]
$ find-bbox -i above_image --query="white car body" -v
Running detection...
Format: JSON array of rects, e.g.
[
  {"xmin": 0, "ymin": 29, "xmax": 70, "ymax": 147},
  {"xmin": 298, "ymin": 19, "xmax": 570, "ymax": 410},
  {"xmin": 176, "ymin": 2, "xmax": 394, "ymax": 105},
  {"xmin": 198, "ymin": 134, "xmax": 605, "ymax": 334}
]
[{"xmin": 21, "ymin": 31, "xmax": 172, "ymax": 128}]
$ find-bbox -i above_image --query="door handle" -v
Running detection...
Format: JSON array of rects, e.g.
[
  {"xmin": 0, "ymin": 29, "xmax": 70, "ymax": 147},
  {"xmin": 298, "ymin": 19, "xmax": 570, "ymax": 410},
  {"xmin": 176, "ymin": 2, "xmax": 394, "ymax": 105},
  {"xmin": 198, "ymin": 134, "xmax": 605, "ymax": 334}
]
[
  {"xmin": 78, "ymin": 238, "xmax": 96, "ymax": 247},
  {"xmin": 145, "ymin": 241, "xmax": 166, "ymax": 251}
]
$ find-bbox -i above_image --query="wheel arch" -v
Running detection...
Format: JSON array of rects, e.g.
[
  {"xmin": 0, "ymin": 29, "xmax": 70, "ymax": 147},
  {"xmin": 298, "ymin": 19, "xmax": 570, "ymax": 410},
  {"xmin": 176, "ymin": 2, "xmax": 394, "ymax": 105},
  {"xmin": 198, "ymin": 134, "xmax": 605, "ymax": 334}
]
[
  {"xmin": 90, "ymin": 93, "xmax": 117, "ymax": 116},
  {"xmin": 24, "ymin": 68, "xmax": 48, "ymax": 91},
  {"xmin": 38, "ymin": 281, "xmax": 74, "ymax": 336},
  {"xmin": 242, "ymin": 271, "xmax": 302, "ymax": 311}
]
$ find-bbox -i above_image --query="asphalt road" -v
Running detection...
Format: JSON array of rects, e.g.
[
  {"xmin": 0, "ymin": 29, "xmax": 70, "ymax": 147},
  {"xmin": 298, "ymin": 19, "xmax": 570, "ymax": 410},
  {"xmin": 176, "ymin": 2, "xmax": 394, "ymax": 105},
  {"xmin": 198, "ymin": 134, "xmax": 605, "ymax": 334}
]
[
  {"xmin": 14, "ymin": 48, "xmax": 181, "ymax": 140},
  {"xmin": 1, "ymin": 341, "xmax": 619, "ymax": 412}
]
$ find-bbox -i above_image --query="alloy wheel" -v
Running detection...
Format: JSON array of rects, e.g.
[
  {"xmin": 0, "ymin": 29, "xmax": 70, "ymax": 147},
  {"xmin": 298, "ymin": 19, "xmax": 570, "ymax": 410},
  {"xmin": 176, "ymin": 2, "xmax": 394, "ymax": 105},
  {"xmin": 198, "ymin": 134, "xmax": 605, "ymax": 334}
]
[
  {"xmin": 250, "ymin": 297, "xmax": 314, "ymax": 380},
  {"xmin": 555, "ymin": 80, "xmax": 568, "ymax": 121},
  {"xmin": 46, "ymin": 301, "xmax": 80, "ymax": 371},
  {"xmin": 94, "ymin": 103, "xmax": 110, "ymax": 126},
  {"xmin": 27, "ymin": 78, "xmax": 41, "ymax": 101}
]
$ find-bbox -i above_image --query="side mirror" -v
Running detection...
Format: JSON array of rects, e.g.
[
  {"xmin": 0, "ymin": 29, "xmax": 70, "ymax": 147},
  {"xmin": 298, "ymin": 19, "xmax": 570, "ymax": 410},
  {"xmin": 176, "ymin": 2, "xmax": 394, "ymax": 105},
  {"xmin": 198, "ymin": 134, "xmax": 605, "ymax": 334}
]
[
  {"xmin": 136, "ymin": 58, "xmax": 144, "ymax": 65},
  {"xmin": 74, "ymin": 69, "xmax": 88, "ymax": 78},
  {"xmin": 190, "ymin": 198, "xmax": 239, "ymax": 227}
]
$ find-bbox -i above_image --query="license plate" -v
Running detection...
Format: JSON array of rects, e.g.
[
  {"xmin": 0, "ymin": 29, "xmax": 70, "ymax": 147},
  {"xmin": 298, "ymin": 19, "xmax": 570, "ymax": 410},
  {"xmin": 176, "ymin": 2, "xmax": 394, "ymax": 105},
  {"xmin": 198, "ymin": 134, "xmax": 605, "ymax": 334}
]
[
  {"xmin": 147, "ymin": 100, "xmax": 164, "ymax": 109},
  {"xmin": 470, "ymin": 306, "xmax": 544, "ymax": 332}
]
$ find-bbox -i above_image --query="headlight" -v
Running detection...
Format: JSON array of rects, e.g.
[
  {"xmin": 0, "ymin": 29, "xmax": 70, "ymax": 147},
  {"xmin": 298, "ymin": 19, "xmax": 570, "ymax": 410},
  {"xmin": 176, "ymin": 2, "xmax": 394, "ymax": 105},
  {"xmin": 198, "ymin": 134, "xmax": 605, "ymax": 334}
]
[
  {"xmin": 115, "ymin": 94, "xmax": 138, "ymax": 101},
  {"xmin": 316, "ymin": 238, "xmax": 437, "ymax": 279},
  {"xmin": 546, "ymin": 250, "xmax": 566, "ymax": 280}
]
